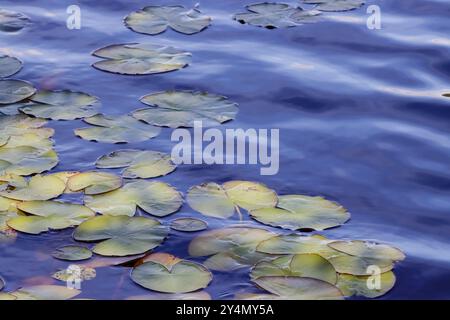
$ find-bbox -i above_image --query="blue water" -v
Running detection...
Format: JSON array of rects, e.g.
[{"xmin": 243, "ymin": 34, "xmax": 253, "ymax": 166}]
[{"xmin": 1, "ymin": 0, "xmax": 450, "ymax": 299}]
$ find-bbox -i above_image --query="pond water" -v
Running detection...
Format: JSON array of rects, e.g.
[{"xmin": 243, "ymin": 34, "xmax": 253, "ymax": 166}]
[{"xmin": 1, "ymin": 0, "xmax": 450, "ymax": 299}]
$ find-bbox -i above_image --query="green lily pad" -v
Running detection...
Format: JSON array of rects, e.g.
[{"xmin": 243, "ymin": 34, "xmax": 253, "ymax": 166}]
[
  {"xmin": 327, "ymin": 254, "xmax": 394, "ymax": 276},
  {"xmin": 336, "ymin": 271, "xmax": 396, "ymax": 298},
  {"xmin": 0, "ymin": 79, "xmax": 36, "ymax": 104},
  {"xmin": 234, "ymin": 3, "xmax": 320, "ymax": 29},
  {"xmin": 131, "ymin": 254, "xmax": 212, "ymax": 293},
  {"xmin": 19, "ymin": 90, "xmax": 100, "ymax": 120},
  {"xmin": 73, "ymin": 215, "xmax": 168, "ymax": 257},
  {"xmin": 253, "ymin": 276, "xmax": 344, "ymax": 300},
  {"xmin": 0, "ymin": 55, "xmax": 22, "ymax": 78},
  {"xmin": 52, "ymin": 245, "xmax": 93, "ymax": 261},
  {"xmin": 132, "ymin": 90, "xmax": 239, "ymax": 128},
  {"xmin": 52, "ymin": 265, "xmax": 96, "ymax": 282},
  {"xmin": 75, "ymin": 114, "xmax": 161, "ymax": 143},
  {"xmin": 0, "ymin": 174, "xmax": 66, "ymax": 201},
  {"xmin": 84, "ymin": 180, "xmax": 182, "ymax": 217},
  {"xmin": 0, "ymin": 285, "xmax": 80, "ymax": 300},
  {"xmin": 125, "ymin": 5, "xmax": 211, "ymax": 35},
  {"xmin": 8, "ymin": 200, "xmax": 95, "ymax": 234},
  {"xmin": 92, "ymin": 43, "xmax": 191, "ymax": 75},
  {"xmin": 250, "ymin": 195, "xmax": 350, "ymax": 231},
  {"xmin": 0, "ymin": 115, "xmax": 53, "ymax": 141},
  {"xmin": 0, "ymin": 9, "xmax": 30, "ymax": 32},
  {"xmin": 95, "ymin": 149, "xmax": 176, "ymax": 179},
  {"xmin": 187, "ymin": 181, "xmax": 278, "ymax": 219},
  {"xmin": 303, "ymin": 0, "xmax": 365, "ymax": 12},
  {"xmin": 66, "ymin": 171, "xmax": 122, "ymax": 195},
  {"xmin": 328, "ymin": 240, "xmax": 406, "ymax": 261},
  {"xmin": 170, "ymin": 217, "xmax": 207, "ymax": 232}
]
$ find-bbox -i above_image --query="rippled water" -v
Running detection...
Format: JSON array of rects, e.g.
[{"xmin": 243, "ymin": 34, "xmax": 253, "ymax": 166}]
[{"xmin": 1, "ymin": 0, "xmax": 450, "ymax": 299}]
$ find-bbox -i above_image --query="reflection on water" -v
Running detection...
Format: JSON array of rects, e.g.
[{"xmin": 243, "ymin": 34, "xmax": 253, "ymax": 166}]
[{"xmin": 1, "ymin": 0, "xmax": 450, "ymax": 299}]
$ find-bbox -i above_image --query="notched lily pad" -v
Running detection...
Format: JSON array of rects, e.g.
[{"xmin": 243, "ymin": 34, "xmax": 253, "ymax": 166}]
[
  {"xmin": 0, "ymin": 55, "xmax": 22, "ymax": 78},
  {"xmin": 73, "ymin": 215, "xmax": 169, "ymax": 257},
  {"xmin": 170, "ymin": 217, "xmax": 207, "ymax": 232},
  {"xmin": 132, "ymin": 90, "xmax": 239, "ymax": 128},
  {"xmin": 52, "ymin": 245, "xmax": 93, "ymax": 261},
  {"xmin": 337, "ymin": 271, "xmax": 396, "ymax": 298},
  {"xmin": 0, "ymin": 79, "xmax": 36, "ymax": 104},
  {"xmin": 187, "ymin": 181, "xmax": 278, "ymax": 219},
  {"xmin": 0, "ymin": 9, "xmax": 30, "ymax": 32},
  {"xmin": 250, "ymin": 195, "xmax": 350, "ymax": 231},
  {"xmin": 0, "ymin": 174, "xmax": 66, "ymax": 201},
  {"xmin": 75, "ymin": 114, "xmax": 161, "ymax": 143},
  {"xmin": 92, "ymin": 43, "xmax": 191, "ymax": 75},
  {"xmin": 234, "ymin": 3, "xmax": 320, "ymax": 29},
  {"xmin": 125, "ymin": 5, "xmax": 211, "ymax": 35},
  {"xmin": 84, "ymin": 180, "xmax": 182, "ymax": 217},
  {"xmin": 96, "ymin": 149, "xmax": 176, "ymax": 179},
  {"xmin": 66, "ymin": 171, "xmax": 122, "ymax": 195},
  {"xmin": 328, "ymin": 240, "xmax": 406, "ymax": 261},
  {"xmin": 303, "ymin": 0, "xmax": 365, "ymax": 12},
  {"xmin": 0, "ymin": 146, "xmax": 58, "ymax": 176}
]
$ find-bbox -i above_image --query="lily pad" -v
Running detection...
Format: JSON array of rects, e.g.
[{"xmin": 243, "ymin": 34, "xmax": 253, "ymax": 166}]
[
  {"xmin": 127, "ymin": 291, "xmax": 211, "ymax": 300},
  {"xmin": 74, "ymin": 114, "xmax": 161, "ymax": 143},
  {"xmin": 250, "ymin": 195, "xmax": 350, "ymax": 231},
  {"xmin": 253, "ymin": 276, "xmax": 344, "ymax": 300},
  {"xmin": 8, "ymin": 200, "xmax": 95, "ymax": 234},
  {"xmin": 132, "ymin": 90, "xmax": 239, "ymax": 128},
  {"xmin": 328, "ymin": 240, "xmax": 406, "ymax": 261},
  {"xmin": 19, "ymin": 90, "xmax": 100, "ymax": 120},
  {"xmin": 0, "ymin": 174, "xmax": 66, "ymax": 201},
  {"xmin": 0, "ymin": 285, "xmax": 80, "ymax": 300},
  {"xmin": 52, "ymin": 265, "xmax": 96, "ymax": 282},
  {"xmin": 0, "ymin": 115, "xmax": 53, "ymax": 141},
  {"xmin": 92, "ymin": 43, "xmax": 191, "ymax": 75},
  {"xmin": 234, "ymin": 3, "xmax": 320, "ymax": 29},
  {"xmin": 327, "ymin": 254, "xmax": 394, "ymax": 276},
  {"xmin": 84, "ymin": 180, "xmax": 182, "ymax": 217},
  {"xmin": 187, "ymin": 181, "xmax": 278, "ymax": 219},
  {"xmin": 336, "ymin": 271, "xmax": 396, "ymax": 298},
  {"xmin": 0, "ymin": 79, "xmax": 36, "ymax": 104},
  {"xmin": 131, "ymin": 254, "xmax": 212, "ymax": 293},
  {"xmin": 125, "ymin": 5, "xmax": 211, "ymax": 35},
  {"xmin": 0, "ymin": 146, "xmax": 58, "ymax": 176},
  {"xmin": 0, "ymin": 55, "xmax": 22, "ymax": 78},
  {"xmin": 303, "ymin": 0, "xmax": 365, "ymax": 12},
  {"xmin": 66, "ymin": 171, "xmax": 122, "ymax": 195},
  {"xmin": 52, "ymin": 246, "xmax": 93, "ymax": 261},
  {"xmin": 96, "ymin": 149, "xmax": 176, "ymax": 179},
  {"xmin": 170, "ymin": 217, "xmax": 207, "ymax": 232},
  {"xmin": 74, "ymin": 215, "xmax": 168, "ymax": 256},
  {"xmin": 0, "ymin": 9, "xmax": 30, "ymax": 32}
]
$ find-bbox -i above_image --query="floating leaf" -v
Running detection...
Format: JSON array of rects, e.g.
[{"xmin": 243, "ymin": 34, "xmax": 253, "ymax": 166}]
[
  {"xmin": 131, "ymin": 254, "xmax": 212, "ymax": 293},
  {"xmin": 52, "ymin": 265, "xmax": 96, "ymax": 282},
  {"xmin": 74, "ymin": 215, "xmax": 168, "ymax": 256},
  {"xmin": 0, "ymin": 115, "xmax": 53, "ymax": 141},
  {"xmin": 66, "ymin": 171, "xmax": 122, "ymax": 195},
  {"xmin": 170, "ymin": 217, "xmax": 207, "ymax": 232},
  {"xmin": 327, "ymin": 253, "xmax": 394, "ymax": 276},
  {"xmin": 84, "ymin": 180, "xmax": 182, "ymax": 217},
  {"xmin": 8, "ymin": 200, "xmax": 95, "ymax": 234},
  {"xmin": 0, "ymin": 285, "xmax": 80, "ymax": 300},
  {"xmin": 19, "ymin": 90, "xmax": 100, "ymax": 120},
  {"xmin": 74, "ymin": 114, "xmax": 161, "ymax": 143},
  {"xmin": 52, "ymin": 246, "xmax": 93, "ymax": 261},
  {"xmin": 303, "ymin": 0, "xmax": 365, "ymax": 12},
  {"xmin": 92, "ymin": 43, "xmax": 191, "ymax": 75},
  {"xmin": 0, "ymin": 55, "xmax": 22, "ymax": 78},
  {"xmin": 125, "ymin": 5, "xmax": 211, "ymax": 35},
  {"xmin": 0, "ymin": 146, "xmax": 58, "ymax": 176},
  {"xmin": 0, "ymin": 174, "xmax": 66, "ymax": 201},
  {"xmin": 132, "ymin": 90, "xmax": 238, "ymax": 128},
  {"xmin": 234, "ymin": 3, "xmax": 320, "ymax": 29},
  {"xmin": 0, "ymin": 79, "xmax": 36, "ymax": 104},
  {"xmin": 250, "ymin": 195, "xmax": 350, "ymax": 231},
  {"xmin": 328, "ymin": 240, "xmax": 405, "ymax": 261},
  {"xmin": 127, "ymin": 291, "xmax": 211, "ymax": 300},
  {"xmin": 336, "ymin": 271, "xmax": 396, "ymax": 298},
  {"xmin": 187, "ymin": 181, "xmax": 278, "ymax": 219},
  {"xmin": 96, "ymin": 149, "xmax": 176, "ymax": 179},
  {"xmin": 0, "ymin": 9, "xmax": 30, "ymax": 32},
  {"xmin": 253, "ymin": 276, "xmax": 344, "ymax": 300}
]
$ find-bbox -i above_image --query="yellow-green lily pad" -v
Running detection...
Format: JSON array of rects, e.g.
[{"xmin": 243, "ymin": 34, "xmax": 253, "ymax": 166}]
[
  {"xmin": 0, "ymin": 285, "xmax": 80, "ymax": 300},
  {"xmin": 52, "ymin": 245, "xmax": 93, "ymax": 261},
  {"xmin": 66, "ymin": 171, "xmax": 122, "ymax": 195},
  {"xmin": 52, "ymin": 265, "xmax": 96, "ymax": 282},
  {"xmin": 170, "ymin": 217, "xmax": 207, "ymax": 232},
  {"xmin": 336, "ymin": 271, "xmax": 396, "ymax": 298},
  {"xmin": 0, "ymin": 146, "xmax": 58, "ymax": 176},
  {"xmin": 0, "ymin": 174, "xmax": 66, "ymax": 201},
  {"xmin": 0, "ymin": 80, "xmax": 36, "ymax": 104},
  {"xmin": 327, "ymin": 254, "xmax": 394, "ymax": 276},
  {"xmin": 0, "ymin": 55, "xmax": 22, "ymax": 78},
  {"xmin": 328, "ymin": 240, "xmax": 405, "ymax": 261},
  {"xmin": 303, "ymin": 0, "xmax": 365, "ymax": 12}
]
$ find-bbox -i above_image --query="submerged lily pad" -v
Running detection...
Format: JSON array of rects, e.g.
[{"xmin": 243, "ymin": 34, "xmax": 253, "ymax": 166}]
[
  {"xmin": 125, "ymin": 5, "xmax": 211, "ymax": 35},
  {"xmin": 132, "ymin": 91, "xmax": 239, "ymax": 128},
  {"xmin": 0, "ymin": 79, "xmax": 36, "ymax": 104},
  {"xmin": 0, "ymin": 285, "xmax": 80, "ymax": 300},
  {"xmin": 336, "ymin": 271, "xmax": 396, "ymax": 298},
  {"xmin": 0, "ymin": 174, "xmax": 66, "ymax": 201},
  {"xmin": 66, "ymin": 171, "xmax": 122, "ymax": 195},
  {"xmin": 19, "ymin": 90, "xmax": 100, "ymax": 120},
  {"xmin": 0, "ymin": 9, "xmax": 30, "ymax": 32},
  {"xmin": 0, "ymin": 55, "xmax": 22, "ymax": 78},
  {"xmin": 52, "ymin": 246, "xmax": 93, "ymax": 261},
  {"xmin": 303, "ymin": 0, "xmax": 365, "ymax": 12},
  {"xmin": 75, "ymin": 114, "xmax": 161, "ymax": 143},
  {"xmin": 95, "ymin": 149, "xmax": 176, "ymax": 179},
  {"xmin": 250, "ymin": 195, "xmax": 350, "ymax": 231},
  {"xmin": 234, "ymin": 3, "xmax": 320, "ymax": 29},
  {"xmin": 187, "ymin": 181, "xmax": 278, "ymax": 219},
  {"xmin": 328, "ymin": 240, "xmax": 406, "ymax": 261},
  {"xmin": 8, "ymin": 200, "xmax": 95, "ymax": 234},
  {"xmin": 170, "ymin": 217, "xmax": 207, "ymax": 232},
  {"xmin": 84, "ymin": 180, "xmax": 182, "ymax": 217},
  {"xmin": 131, "ymin": 253, "xmax": 212, "ymax": 293},
  {"xmin": 74, "ymin": 215, "xmax": 168, "ymax": 256},
  {"xmin": 92, "ymin": 43, "xmax": 191, "ymax": 75}
]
